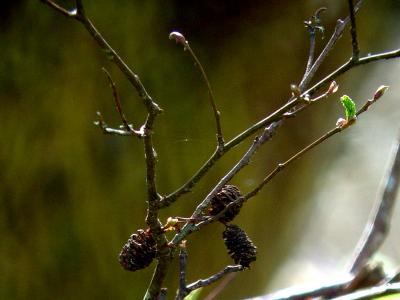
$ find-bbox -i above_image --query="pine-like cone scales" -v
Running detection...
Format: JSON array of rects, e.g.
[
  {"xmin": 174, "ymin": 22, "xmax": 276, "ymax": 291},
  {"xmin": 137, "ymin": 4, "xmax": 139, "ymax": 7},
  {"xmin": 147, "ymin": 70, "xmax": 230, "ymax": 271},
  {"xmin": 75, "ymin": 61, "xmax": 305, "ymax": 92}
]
[
  {"xmin": 223, "ymin": 224, "xmax": 257, "ymax": 268},
  {"xmin": 119, "ymin": 229, "xmax": 156, "ymax": 272},
  {"xmin": 208, "ymin": 185, "xmax": 243, "ymax": 223}
]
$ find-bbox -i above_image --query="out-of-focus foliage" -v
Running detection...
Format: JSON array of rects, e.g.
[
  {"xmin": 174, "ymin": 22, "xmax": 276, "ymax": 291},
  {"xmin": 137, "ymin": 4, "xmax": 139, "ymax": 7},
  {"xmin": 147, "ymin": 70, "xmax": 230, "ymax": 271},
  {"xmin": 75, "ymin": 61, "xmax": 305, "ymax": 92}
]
[{"xmin": 1, "ymin": 1, "xmax": 399, "ymax": 299}]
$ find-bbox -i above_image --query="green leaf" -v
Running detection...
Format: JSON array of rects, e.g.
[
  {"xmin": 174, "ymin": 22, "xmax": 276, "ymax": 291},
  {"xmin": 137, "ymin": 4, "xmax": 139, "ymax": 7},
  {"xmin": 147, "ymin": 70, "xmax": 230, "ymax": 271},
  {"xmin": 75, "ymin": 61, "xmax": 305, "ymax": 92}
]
[
  {"xmin": 340, "ymin": 95, "xmax": 357, "ymax": 120},
  {"xmin": 184, "ymin": 288, "xmax": 203, "ymax": 300}
]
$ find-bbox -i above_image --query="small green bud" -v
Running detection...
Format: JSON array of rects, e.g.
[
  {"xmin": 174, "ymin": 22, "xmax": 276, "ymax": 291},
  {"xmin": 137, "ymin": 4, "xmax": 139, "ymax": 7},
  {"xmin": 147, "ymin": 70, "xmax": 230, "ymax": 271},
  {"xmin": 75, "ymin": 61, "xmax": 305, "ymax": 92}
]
[{"xmin": 340, "ymin": 95, "xmax": 357, "ymax": 120}]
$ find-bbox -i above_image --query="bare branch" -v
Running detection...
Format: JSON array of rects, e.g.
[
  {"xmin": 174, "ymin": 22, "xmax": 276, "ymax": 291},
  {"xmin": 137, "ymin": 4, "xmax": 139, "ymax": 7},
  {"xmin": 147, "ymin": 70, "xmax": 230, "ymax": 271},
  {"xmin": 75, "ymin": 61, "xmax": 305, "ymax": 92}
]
[
  {"xmin": 40, "ymin": 0, "xmax": 77, "ymax": 18},
  {"xmin": 349, "ymin": 132, "xmax": 400, "ymax": 274},
  {"xmin": 171, "ymin": 122, "xmax": 281, "ymax": 245},
  {"xmin": 94, "ymin": 112, "xmax": 143, "ymax": 137},
  {"xmin": 102, "ymin": 68, "xmax": 131, "ymax": 131},
  {"xmin": 301, "ymin": 7, "xmax": 327, "ymax": 85},
  {"xmin": 175, "ymin": 248, "xmax": 189, "ymax": 300},
  {"xmin": 331, "ymin": 283, "xmax": 400, "ymax": 300},
  {"xmin": 249, "ymin": 277, "xmax": 354, "ymax": 300},
  {"xmin": 245, "ymin": 126, "xmax": 342, "ymax": 200},
  {"xmin": 186, "ymin": 265, "xmax": 243, "ymax": 294},
  {"xmin": 170, "ymin": 32, "xmax": 224, "ymax": 148},
  {"xmin": 245, "ymin": 87, "xmax": 385, "ymax": 201},
  {"xmin": 161, "ymin": 47, "xmax": 400, "ymax": 208},
  {"xmin": 174, "ymin": 247, "xmax": 243, "ymax": 300},
  {"xmin": 348, "ymin": 0, "xmax": 360, "ymax": 60},
  {"xmin": 144, "ymin": 258, "xmax": 171, "ymax": 300},
  {"xmin": 41, "ymin": 0, "xmax": 162, "ymax": 115},
  {"xmin": 203, "ymin": 273, "xmax": 237, "ymax": 300},
  {"xmin": 299, "ymin": 0, "xmax": 364, "ymax": 90},
  {"xmin": 247, "ymin": 263, "xmax": 386, "ymax": 300},
  {"xmin": 143, "ymin": 112, "xmax": 164, "ymax": 233}
]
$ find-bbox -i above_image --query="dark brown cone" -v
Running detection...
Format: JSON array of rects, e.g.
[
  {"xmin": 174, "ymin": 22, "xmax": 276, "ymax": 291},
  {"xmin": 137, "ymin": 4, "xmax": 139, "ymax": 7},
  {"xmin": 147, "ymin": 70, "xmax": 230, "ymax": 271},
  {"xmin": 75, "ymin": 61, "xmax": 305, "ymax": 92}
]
[
  {"xmin": 208, "ymin": 185, "xmax": 243, "ymax": 223},
  {"xmin": 223, "ymin": 224, "xmax": 257, "ymax": 268},
  {"xmin": 119, "ymin": 229, "xmax": 156, "ymax": 271}
]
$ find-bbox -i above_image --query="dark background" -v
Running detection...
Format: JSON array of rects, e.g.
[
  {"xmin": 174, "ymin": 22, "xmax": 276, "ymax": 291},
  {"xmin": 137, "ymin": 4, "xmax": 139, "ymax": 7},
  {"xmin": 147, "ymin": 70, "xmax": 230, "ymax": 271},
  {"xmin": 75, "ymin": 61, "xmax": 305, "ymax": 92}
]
[{"xmin": 1, "ymin": 1, "xmax": 400, "ymax": 299}]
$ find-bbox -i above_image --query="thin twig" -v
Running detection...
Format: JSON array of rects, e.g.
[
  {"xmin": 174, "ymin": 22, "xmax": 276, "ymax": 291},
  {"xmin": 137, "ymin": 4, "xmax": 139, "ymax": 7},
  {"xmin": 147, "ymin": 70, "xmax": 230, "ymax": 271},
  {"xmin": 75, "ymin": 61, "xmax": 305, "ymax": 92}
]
[
  {"xmin": 161, "ymin": 48, "xmax": 400, "ymax": 208},
  {"xmin": 175, "ymin": 248, "xmax": 188, "ymax": 300},
  {"xmin": 245, "ymin": 255, "xmax": 386, "ymax": 299},
  {"xmin": 186, "ymin": 43, "xmax": 224, "ymax": 148},
  {"xmin": 301, "ymin": 7, "xmax": 327, "ymax": 85},
  {"xmin": 245, "ymin": 90, "xmax": 385, "ymax": 201},
  {"xmin": 94, "ymin": 112, "xmax": 143, "ymax": 137},
  {"xmin": 171, "ymin": 122, "xmax": 281, "ymax": 245},
  {"xmin": 185, "ymin": 265, "xmax": 243, "ymax": 294},
  {"xmin": 102, "ymin": 68, "xmax": 131, "ymax": 130},
  {"xmin": 40, "ymin": 0, "xmax": 76, "ymax": 17},
  {"xmin": 349, "ymin": 133, "xmax": 400, "ymax": 274},
  {"xmin": 41, "ymin": 0, "xmax": 162, "ymax": 115},
  {"xmin": 331, "ymin": 282, "xmax": 400, "ymax": 300},
  {"xmin": 40, "ymin": 2, "xmax": 167, "ymax": 298},
  {"xmin": 304, "ymin": 27, "xmax": 316, "ymax": 79},
  {"xmin": 247, "ymin": 276, "xmax": 354, "ymax": 300},
  {"xmin": 170, "ymin": 32, "xmax": 224, "ymax": 148},
  {"xmin": 203, "ymin": 273, "xmax": 237, "ymax": 300},
  {"xmin": 348, "ymin": 0, "xmax": 360, "ymax": 60},
  {"xmin": 245, "ymin": 126, "xmax": 342, "ymax": 200},
  {"xmin": 144, "ymin": 256, "xmax": 172, "ymax": 300},
  {"xmin": 299, "ymin": 0, "xmax": 364, "ymax": 90}
]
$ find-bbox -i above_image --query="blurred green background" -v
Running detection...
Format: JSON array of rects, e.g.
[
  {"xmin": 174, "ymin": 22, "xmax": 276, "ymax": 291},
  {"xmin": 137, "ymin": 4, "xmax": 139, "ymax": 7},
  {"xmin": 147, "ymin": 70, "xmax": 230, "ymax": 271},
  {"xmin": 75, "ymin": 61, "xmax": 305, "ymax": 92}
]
[{"xmin": 1, "ymin": 1, "xmax": 400, "ymax": 299}]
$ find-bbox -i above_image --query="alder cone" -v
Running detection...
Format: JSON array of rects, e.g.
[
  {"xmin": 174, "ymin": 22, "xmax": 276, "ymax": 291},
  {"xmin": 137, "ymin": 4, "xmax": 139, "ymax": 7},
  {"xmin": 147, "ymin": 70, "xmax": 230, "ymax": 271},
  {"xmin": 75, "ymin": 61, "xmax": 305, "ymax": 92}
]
[
  {"xmin": 208, "ymin": 184, "xmax": 243, "ymax": 223},
  {"xmin": 119, "ymin": 229, "xmax": 156, "ymax": 271},
  {"xmin": 223, "ymin": 224, "xmax": 257, "ymax": 268}
]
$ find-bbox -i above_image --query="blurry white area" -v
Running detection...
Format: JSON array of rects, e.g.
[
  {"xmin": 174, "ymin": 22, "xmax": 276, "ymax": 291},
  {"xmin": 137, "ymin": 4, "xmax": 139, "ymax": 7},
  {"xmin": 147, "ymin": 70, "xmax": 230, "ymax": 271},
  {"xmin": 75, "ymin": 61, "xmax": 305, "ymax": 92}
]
[{"xmin": 266, "ymin": 46, "xmax": 400, "ymax": 292}]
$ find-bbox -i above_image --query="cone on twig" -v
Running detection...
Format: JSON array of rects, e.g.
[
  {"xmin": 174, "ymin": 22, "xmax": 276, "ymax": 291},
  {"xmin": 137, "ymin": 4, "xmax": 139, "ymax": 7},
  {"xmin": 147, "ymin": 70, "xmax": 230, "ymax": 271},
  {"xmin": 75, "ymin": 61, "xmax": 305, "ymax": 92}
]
[
  {"xmin": 119, "ymin": 228, "xmax": 156, "ymax": 271},
  {"xmin": 208, "ymin": 185, "xmax": 243, "ymax": 223},
  {"xmin": 223, "ymin": 224, "xmax": 257, "ymax": 268}
]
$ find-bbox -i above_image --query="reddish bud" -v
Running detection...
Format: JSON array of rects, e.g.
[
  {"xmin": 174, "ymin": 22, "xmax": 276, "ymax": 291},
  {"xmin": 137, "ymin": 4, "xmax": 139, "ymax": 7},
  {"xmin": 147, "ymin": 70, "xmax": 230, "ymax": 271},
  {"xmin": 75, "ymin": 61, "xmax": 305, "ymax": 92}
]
[
  {"xmin": 373, "ymin": 85, "xmax": 389, "ymax": 101},
  {"xmin": 169, "ymin": 31, "xmax": 187, "ymax": 46},
  {"xmin": 336, "ymin": 117, "xmax": 347, "ymax": 128},
  {"xmin": 327, "ymin": 81, "xmax": 339, "ymax": 94}
]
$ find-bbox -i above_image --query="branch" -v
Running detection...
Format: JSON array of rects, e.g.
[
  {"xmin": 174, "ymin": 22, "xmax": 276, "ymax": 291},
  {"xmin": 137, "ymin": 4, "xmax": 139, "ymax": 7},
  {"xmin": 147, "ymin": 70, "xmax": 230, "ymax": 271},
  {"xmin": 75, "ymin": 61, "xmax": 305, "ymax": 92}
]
[
  {"xmin": 348, "ymin": 0, "xmax": 360, "ymax": 60},
  {"xmin": 170, "ymin": 32, "xmax": 224, "ymax": 148},
  {"xmin": 175, "ymin": 248, "xmax": 188, "ymax": 300},
  {"xmin": 185, "ymin": 265, "xmax": 243, "ymax": 295},
  {"xmin": 306, "ymin": 48, "xmax": 400, "ymax": 97},
  {"xmin": 348, "ymin": 130, "xmax": 400, "ymax": 274},
  {"xmin": 171, "ymin": 122, "xmax": 281, "ymax": 245},
  {"xmin": 299, "ymin": 0, "xmax": 364, "ymax": 90},
  {"xmin": 245, "ymin": 126, "xmax": 342, "ymax": 200},
  {"xmin": 102, "ymin": 68, "xmax": 131, "ymax": 131},
  {"xmin": 144, "ymin": 258, "xmax": 171, "ymax": 300},
  {"xmin": 203, "ymin": 273, "xmax": 237, "ymax": 300},
  {"xmin": 41, "ymin": 0, "xmax": 162, "ymax": 115},
  {"xmin": 161, "ymin": 47, "xmax": 400, "ymax": 208},
  {"xmin": 245, "ymin": 87, "xmax": 386, "ymax": 201},
  {"xmin": 41, "ymin": 3, "xmax": 168, "ymax": 298},
  {"xmin": 94, "ymin": 112, "xmax": 144, "ymax": 137},
  {"xmin": 174, "ymin": 247, "xmax": 243, "ymax": 300},
  {"xmin": 40, "ymin": 0, "xmax": 76, "ymax": 17},
  {"xmin": 301, "ymin": 7, "xmax": 327, "ymax": 86},
  {"xmin": 331, "ymin": 283, "xmax": 400, "ymax": 300}
]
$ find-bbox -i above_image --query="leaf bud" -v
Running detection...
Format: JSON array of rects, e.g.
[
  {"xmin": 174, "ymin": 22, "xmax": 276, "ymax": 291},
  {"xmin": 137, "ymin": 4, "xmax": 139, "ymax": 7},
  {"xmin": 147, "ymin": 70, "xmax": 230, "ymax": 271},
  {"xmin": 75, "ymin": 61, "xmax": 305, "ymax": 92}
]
[{"xmin": 373, "ymin": 85, "xmax": 389, "ymax": 101}]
